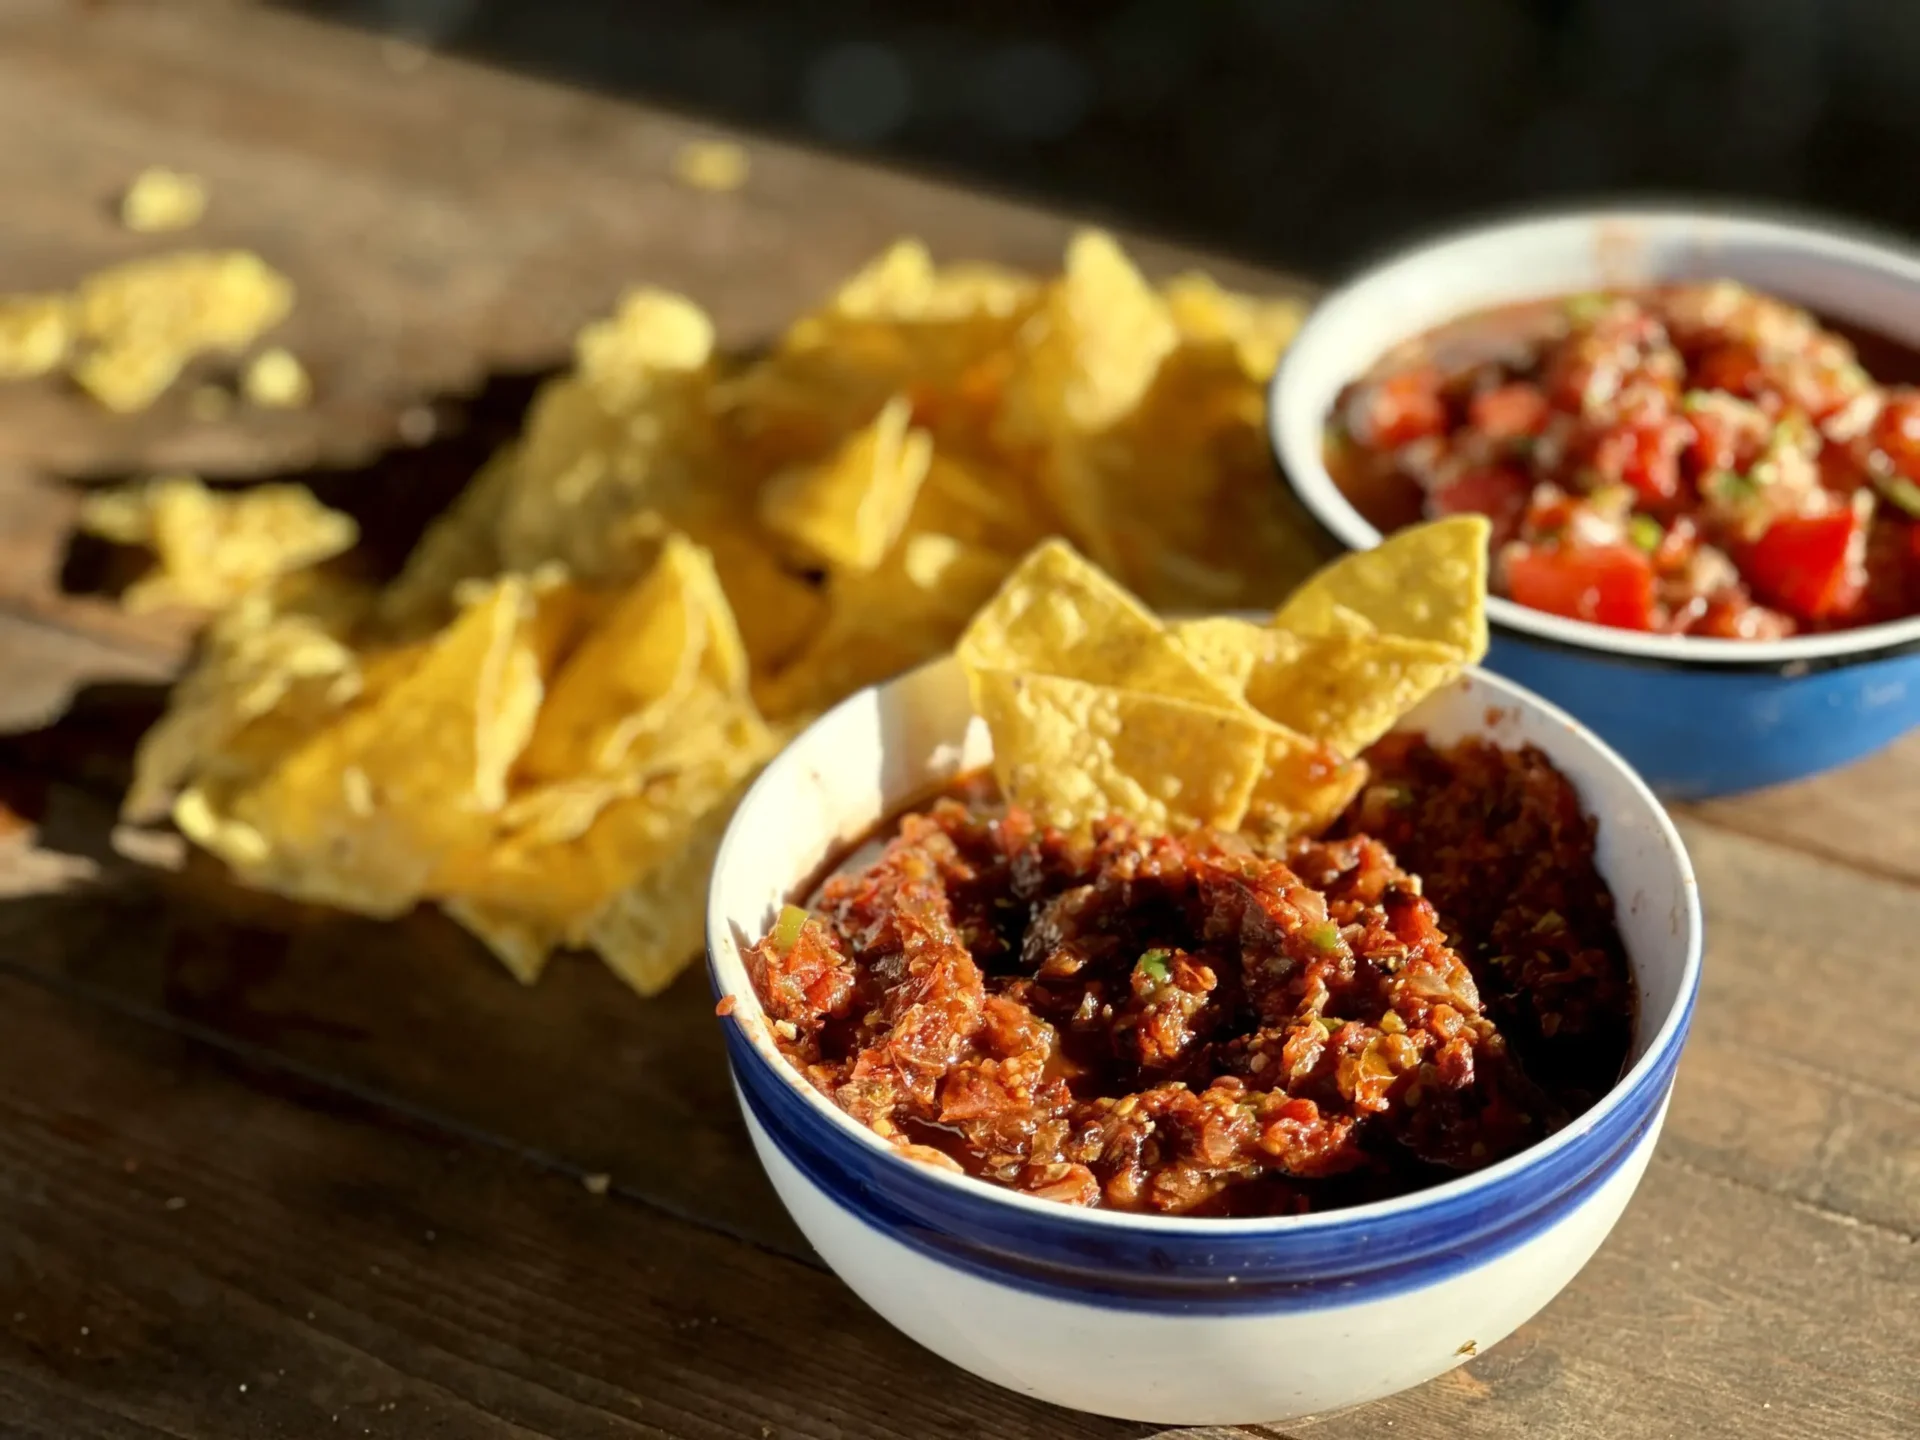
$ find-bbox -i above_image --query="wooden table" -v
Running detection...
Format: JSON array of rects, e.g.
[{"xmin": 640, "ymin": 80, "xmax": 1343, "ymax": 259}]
[{"xmin": 1, "ymin": 6, "xmax": 1915, "ymax": 1437}]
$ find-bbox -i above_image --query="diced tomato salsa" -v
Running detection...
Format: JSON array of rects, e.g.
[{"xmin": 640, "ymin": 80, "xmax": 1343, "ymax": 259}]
[
  {"xmin": 740, "ymin": 743, "xmax": 1632, "ymax": 1218},
  {"xmin": 1326, "ymin": 282, "xmax": 1920, "ymax": 637}
]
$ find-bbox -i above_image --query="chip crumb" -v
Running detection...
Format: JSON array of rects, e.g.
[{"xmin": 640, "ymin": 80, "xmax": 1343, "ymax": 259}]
[
  {"xmin": 1456, "ymin": 1339, "xmax": 1478, "ymax": 1356},
  {"xmin": 672, "ymin": 139, "xmax": 750, "ymax": 193},
  {"xmin": 582, "ymin": 1172, "xmax": 612, "ymax": 1196},
  {"xmin": 0, "ymin": 294, "xmax": 73, "ymax": 378},
  {"xmin": 243, "ymin": 347, "xmax": 311, "ymax": 408},
  {"xmin": 71, "ymin": 250, "xmax": 294, "ymax": 412},
  {"xmin": 121, "ymin": 167, "xmax": 208, "ymax": 233},
  {"xmin": 79, "ymin": 475, "xmax": 357, "ymax": 612},
  {"xmin": 715, "ymin": 994, "xmax": 737, "ymax": 1017}
]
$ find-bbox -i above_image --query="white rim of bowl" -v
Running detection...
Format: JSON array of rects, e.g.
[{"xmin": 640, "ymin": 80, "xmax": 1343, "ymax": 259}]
[
  {"xmin": 1269, "ymin": 204, "xmax": 1920, "ymax": 672},
  {"xmin": 708, "ymin": 661, "xmax": 1704, "ymax": 1236}
]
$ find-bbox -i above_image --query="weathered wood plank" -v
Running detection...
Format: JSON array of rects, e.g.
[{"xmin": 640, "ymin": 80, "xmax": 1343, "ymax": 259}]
[
  {"xmin": 0, "ymin": 804, "xmax": 804, "ymax": 1256},
  {"xmin": 0, "ymin": 611, "xmax": 174, "ymax": 736},
  {"xmin": 0, "ymin": 974, "xmax": 1145, "ymax": 1440}
]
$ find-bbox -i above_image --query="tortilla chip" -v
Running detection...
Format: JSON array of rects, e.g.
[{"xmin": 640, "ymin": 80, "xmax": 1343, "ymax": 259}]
[
  {"xmin": 1275, "ymin": 516, "xmax": 1490, "ymax": 660},
  {"xmin": 1169, "ymin": 615, "xmax": 1304, "ymax": 695},
  {"xmin": 81, "ymin": 475, "xmax": 357, "ymax": 613},
  {"xmin": 72, "ymin": 251, "xmax": 293, "ymax": 412},
  {"xmin": 757, "ymin": 530, "xmax": 1012, "ymax": 721},
  {"xmin": 124, "ymin": 589, "xmax": 363, "ymax": 823},
  {"xmin": 518, "ymin": 534, "xmax": 758, "ymax": 781},
  {"xmin": 1244, "ymin": 629, "xmax": 1465, "ymax": 760},
  {"xmin": 759, "ymin": 395, "xmax": 933, "ymax": 572},
  {"xmin": 956, "ymin": 538, "xmax": 1239, "ymax": 706},
  {"xmin": 1163, "ymin": 271, "xmax": 1307, "ymax": 381},
  {"xmin": 120, "ymin": 168, "xmax": 208, "ymax": 233},
  {"xmin": 0, "ymin": 294, "xmax": 73, "ymax": 378},
  {"xmin": 969, "ymin": 667, "xmax": 1271, "ymax": 833},
  {"xmin": 211, "ymin": 578, "xmax": 544, "ymax": 916}
]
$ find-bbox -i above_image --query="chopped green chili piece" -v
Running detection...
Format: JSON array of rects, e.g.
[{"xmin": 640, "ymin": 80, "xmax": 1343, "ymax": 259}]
[
  {"xmin": 1136, "ymin": 949, "xmax": 1172, "ymax": 986},
  {"xmin": 1308, "ymin": 921, "xmax": 1343, "ymax": 952},
  {"xmin": 1564, "ymin": 292, "xmax": 1609, "ymax": 325},
  {"xmin": 770, "ymin": 903, "xmax": 809, "ymax": 956},
  {"xmin": 1628, "ymin": 514, "xmax": 1665, "ymax": 552},
  {"xmin": 1876, "ymin": 472, "xmax": 1920, "ymax": 519},
  {"xmin": 1702, "ymin": 469, "xmax": 1757, "ymax": 504}
]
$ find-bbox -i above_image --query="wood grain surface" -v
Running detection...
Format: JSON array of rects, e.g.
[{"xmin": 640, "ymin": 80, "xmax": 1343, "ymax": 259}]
[{"xmin": 0, "ymin": 3, "xmax": 1914, "ymax": 1438}]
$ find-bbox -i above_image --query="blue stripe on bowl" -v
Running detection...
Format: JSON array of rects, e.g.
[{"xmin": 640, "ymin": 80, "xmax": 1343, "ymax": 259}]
[{"xmin": 717, "ymin": 978, "xmax": 1695, "ymax": 1316}]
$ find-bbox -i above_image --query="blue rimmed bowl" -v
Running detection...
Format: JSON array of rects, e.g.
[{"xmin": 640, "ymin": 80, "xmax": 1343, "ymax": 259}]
[
  {"xmin": 1270, "ymin": 206, "xmax": 1920, "ymax": 800},
  {"xmin": 706, "ymin": 657, "xmax": 1702, "ymax": 1425}
]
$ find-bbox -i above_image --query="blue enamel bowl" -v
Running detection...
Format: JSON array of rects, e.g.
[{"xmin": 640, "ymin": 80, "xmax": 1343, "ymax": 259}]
[
  {"xmin": 1270, "ymin": 206, "xmax": 1920, "ymax": 799},
  {"xmin": 707, "ymin": 658, "xmax": 1701, "ymax": 1424}
]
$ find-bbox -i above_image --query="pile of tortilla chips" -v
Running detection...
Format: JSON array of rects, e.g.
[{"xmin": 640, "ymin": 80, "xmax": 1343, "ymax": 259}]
[
  {"xmin": 99, "ymin": 229, "xmax": 1333, "ymax": 997},
  {"xmin": 956, "ymin": 518, "xmax": 1490, "ymax": 841}
]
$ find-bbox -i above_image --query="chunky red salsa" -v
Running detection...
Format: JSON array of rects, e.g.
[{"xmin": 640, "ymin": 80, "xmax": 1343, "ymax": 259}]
[
  {"xmin": 1328, "ymin": 283, "xmax": 1920, "ymax": 637},
  {"xmin": 743, "ymin": 738, "xmax": 1632, "ymax": 1217}
]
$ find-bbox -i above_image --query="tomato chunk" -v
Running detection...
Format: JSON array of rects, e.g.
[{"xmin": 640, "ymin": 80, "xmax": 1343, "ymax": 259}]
[
  {"xmin": 1503, "ymin": 542, "xmax": 1658, "ymax": 630},
  {"xmin": 1590, "ymin": 420, "xmax": 1682, "ymax": 503},
  {"xmin": 1744, "ymin": 510, "xmax": 1866, "ymax": 621},
  {"xmin": 1694, "ymin": 343, "xmax": 1764, "ymax": 398},
  {"xmin": 1428, "ymin": 465, "xmax": 1530, "ymax": 546},
  {"xmin": 1685, "ymin": 408, "xmax": 1737, "ymax": 477},
  {"xmin": 1872, "ymin": 390, "xmax": 1920, "ymax": 483},
  {"xmin": 1351, "ymin": 367, "xmax": 1447, "ymax": 449},
  {"xmin": 1467, "ymin": 383, "xmax": 1550, "ymax": 441}
]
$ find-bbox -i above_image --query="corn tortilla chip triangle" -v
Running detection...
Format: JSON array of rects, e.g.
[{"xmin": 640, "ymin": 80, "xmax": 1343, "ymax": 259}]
[
  {"xmin": 957, "ymin": 539, "xmax": 1241, "ymax": 707},
  {"xmin": 213, "ymin": 577, "xmax": 545, "ymax": 916},
  {"xmin": 1244, "ymin": 629, "xmax": 1465, "ymax": 761},
  {"xmin": 1274, "ymin": 515, "xmax": 1490, "ymax": 660},
  {"xmin": 759, "ymin": 395, "xmax": 933, "ymax": 572},
  {"xmin": 1169, "ymin": 615, "xmax": 1305, "ymax": 696},
  {"xmin": 968, "ymin": 666, "xmax": 1271, "ymax": 834},
  {"xmin": 518, "ymin": 534, "xmax": 754, "ymax": 781}
]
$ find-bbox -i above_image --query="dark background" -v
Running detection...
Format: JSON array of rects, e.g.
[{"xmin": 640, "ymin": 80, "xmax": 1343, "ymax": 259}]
[{"xmin": 298, "ymin": 0, "xmax": 1920, "ymax": 278}]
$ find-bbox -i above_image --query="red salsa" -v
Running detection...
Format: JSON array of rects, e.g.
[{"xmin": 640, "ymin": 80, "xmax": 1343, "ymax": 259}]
[
  {"xmin": 742, "ymin": 738, "xmax": 1632, "ymax": 1217},
  {"xmin": 1328, "ymin": 283, "xmax": 1920, "ymax": 637}
]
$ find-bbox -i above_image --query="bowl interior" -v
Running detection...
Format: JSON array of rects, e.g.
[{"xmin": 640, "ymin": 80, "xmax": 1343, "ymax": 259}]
[
  {"xmin": 707, "ymin": 656, "xmax": 1701, "ymax": 1229},
  {"xmin": 1270, "ymin": 207, "xmax": 1920, "ymax": 666}
]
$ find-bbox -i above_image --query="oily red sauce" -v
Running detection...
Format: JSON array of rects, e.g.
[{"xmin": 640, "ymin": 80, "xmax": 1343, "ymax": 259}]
[
  {"xmin": 1327, "ymin": 283, "xmax": 1920, "ymax": 637},
  {"xmin": 742, "ymin": 739, "xmax": 1632, "ymax": 1217}
]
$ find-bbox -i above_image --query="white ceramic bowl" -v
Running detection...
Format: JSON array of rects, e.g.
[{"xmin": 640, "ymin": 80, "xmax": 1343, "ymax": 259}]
[
  {"xmin": 1269, "ymin": 206, "xmax": 1920, "ymax": 798},
  {"xmin": 707, "ymin": 657, "xmax": 1702, "ymax": 1425}
]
